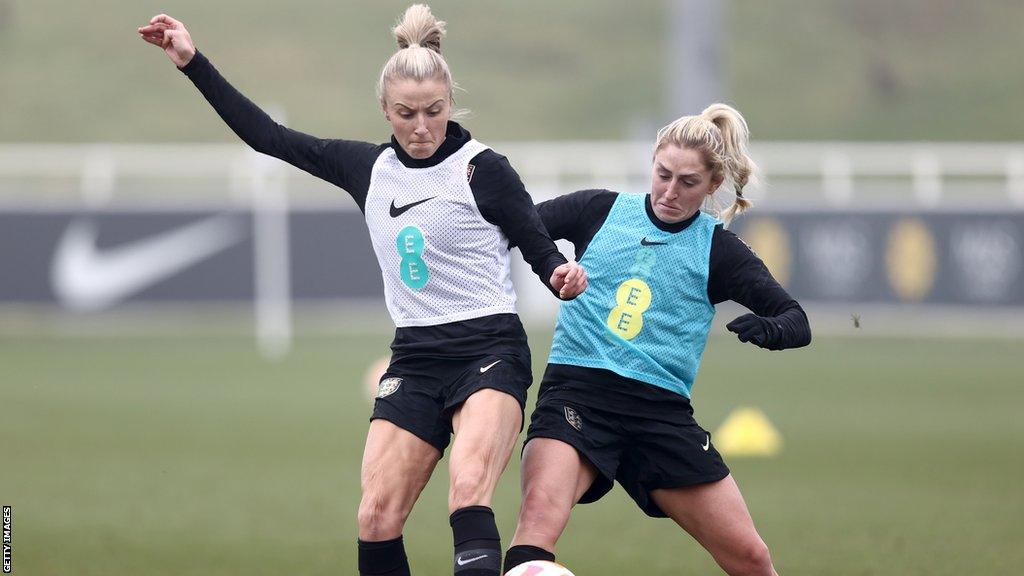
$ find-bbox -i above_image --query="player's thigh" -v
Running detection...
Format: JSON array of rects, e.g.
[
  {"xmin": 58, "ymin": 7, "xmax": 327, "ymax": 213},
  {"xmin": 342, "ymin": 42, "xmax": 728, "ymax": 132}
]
[
  {"xmin": 361, "ymin": 418, "xmax": 441, "ymax": 502},
  {"xmin": 509, "ymin": 438, "xmax": 599, "ymax": 549},
  {"xmin": 448, "ymin": 388, "xmax": 523, "ymax": 490},
  {"xmin": 451, "ymin": 386, "xmax": 523, "ymax": 442},
  {"xmin": 650, "ymin": 475, "xmax": 766, "ymax": 561}
]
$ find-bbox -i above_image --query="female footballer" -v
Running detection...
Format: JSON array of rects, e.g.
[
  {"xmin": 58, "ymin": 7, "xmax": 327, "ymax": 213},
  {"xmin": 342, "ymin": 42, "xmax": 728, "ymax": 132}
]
[
  {"xmin": 138, "ymin": 6, "xmax": 586, "ymax": 576},
  {"xmin": 504, "ymin": 104, "xmax": 811, "ymax": 576}
]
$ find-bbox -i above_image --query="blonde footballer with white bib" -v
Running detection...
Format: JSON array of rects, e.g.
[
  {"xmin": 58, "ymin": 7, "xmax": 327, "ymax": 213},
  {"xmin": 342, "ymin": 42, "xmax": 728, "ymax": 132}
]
[{"xmin": 139, "ymin": 6, "xmax": 587, "ymax": 575}]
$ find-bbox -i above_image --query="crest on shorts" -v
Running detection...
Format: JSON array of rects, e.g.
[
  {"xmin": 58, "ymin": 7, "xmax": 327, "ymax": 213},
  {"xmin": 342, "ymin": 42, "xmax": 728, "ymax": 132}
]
[
  {"xmin": 564, "ymin": 406, "xmax": 583, "ymax": 431},
  {"xmin": 376, "ymin": 377, "xmax": 403, "ymax": 398}
]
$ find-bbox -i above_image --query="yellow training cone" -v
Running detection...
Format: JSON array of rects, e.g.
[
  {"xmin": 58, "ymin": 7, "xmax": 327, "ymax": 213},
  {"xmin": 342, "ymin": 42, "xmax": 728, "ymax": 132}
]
[{"xmin": 714, "ymin": 407, "xmax": 782, "ymax": 457}]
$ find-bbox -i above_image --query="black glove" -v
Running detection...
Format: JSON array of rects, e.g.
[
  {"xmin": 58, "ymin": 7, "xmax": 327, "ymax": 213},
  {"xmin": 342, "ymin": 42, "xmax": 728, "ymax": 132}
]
[{"xmin": 726, "ymin": 313, "xmax": 780, "ymax": 349}]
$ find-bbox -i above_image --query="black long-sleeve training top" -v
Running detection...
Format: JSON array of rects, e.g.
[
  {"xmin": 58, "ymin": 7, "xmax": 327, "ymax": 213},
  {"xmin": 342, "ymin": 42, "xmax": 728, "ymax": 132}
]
[
  {"xmin": 179, "ymin": 50, "xmax": 574, "ymax": 357},
  {"xmin": 179, "ymin": 51, "xmax": 567, "ymax": 294}
]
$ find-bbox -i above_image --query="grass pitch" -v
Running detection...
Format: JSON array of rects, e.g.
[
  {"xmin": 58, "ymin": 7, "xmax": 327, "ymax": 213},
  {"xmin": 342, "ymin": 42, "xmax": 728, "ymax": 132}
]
[{"xmin": 2, "ymin": 330, "xmax": 1023, "ymax": 575}]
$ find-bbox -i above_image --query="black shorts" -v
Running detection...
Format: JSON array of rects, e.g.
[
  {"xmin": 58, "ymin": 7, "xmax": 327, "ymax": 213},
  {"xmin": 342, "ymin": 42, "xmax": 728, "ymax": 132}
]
[
  {"xmin": 371, "ymin": 315, "xmax": 533, "ymax": 453},
  {"xmin": 525, "ymin": 364, "xmax": 729, "ymax": 518}
]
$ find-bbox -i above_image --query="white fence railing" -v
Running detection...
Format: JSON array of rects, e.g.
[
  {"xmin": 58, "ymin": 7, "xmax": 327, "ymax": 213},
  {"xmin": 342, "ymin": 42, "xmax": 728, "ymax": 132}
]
[
  {"xmin": 3, "ymin": 141, "xmax": 1023, "ymax": 351},
  {"xmin": 2, "ymin": 141, "xmax": 1023, "ymax": 207}
]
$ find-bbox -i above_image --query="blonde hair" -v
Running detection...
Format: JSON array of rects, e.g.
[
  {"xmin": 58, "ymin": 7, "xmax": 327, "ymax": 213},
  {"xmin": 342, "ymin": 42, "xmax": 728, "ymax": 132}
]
[
  {"xmin": 377, "ymin": 5, "xmax": 456, "ymax": 108},
  {"xmin": 654, "ymin": 103, "xmax": 758, "ymax": 225}
]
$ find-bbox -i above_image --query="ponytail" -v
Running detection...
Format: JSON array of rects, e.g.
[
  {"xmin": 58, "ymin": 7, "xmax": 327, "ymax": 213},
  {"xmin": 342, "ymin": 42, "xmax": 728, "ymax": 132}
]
[{"xmin": 377, "ymin": 5, "xmax": 455, "ymax": 107}]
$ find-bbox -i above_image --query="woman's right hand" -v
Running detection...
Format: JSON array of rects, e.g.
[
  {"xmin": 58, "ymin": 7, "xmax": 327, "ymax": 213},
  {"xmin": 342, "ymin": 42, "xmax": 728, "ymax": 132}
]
[
  {"xmin": 138, "ymin": 14, "xmax": 196, "ymax": 69},
  {"xmin": 550, "ymin": 261, "xmax": 588, "ymax": 300}
]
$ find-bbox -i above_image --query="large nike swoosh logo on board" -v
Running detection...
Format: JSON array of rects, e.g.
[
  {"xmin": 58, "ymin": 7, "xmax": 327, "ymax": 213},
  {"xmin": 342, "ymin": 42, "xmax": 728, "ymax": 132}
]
[
  {"xmin": 51, "ymin": 215, "xmax": 247, "ymax": 311},
  {"xmin": 390, "ymin": 196, "xmax": 436, "ymax": 218}
]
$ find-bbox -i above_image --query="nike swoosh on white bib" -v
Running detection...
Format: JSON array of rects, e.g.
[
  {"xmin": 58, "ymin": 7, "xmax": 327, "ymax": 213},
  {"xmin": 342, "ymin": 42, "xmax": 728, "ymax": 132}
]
[{"xmin": 51, "ymin": 215, "xmax": 247, "ymax": 311}]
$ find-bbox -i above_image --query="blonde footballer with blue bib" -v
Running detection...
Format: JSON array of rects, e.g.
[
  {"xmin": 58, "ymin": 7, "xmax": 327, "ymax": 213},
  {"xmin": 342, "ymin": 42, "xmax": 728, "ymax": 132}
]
[{"xmin": 504, "ymin": 105, "xmax": 811, "ymax": 576}]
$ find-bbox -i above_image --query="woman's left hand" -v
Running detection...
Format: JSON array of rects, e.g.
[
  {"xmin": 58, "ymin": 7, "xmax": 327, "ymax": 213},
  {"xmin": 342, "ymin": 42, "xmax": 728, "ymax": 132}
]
[
  {"xmin": 550, "ymin": 262, "xmax": 588, "ymax": 300},
  {"xmin": 726, "ymin": 313, "xmax": 778, "ymax": 349}
]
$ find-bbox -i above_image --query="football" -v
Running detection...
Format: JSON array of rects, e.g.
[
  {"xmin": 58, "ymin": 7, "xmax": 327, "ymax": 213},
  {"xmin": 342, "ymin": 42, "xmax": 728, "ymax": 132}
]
[{"xmin": 504, "ymin": 560, "xmax": 576, "ymax": 576}]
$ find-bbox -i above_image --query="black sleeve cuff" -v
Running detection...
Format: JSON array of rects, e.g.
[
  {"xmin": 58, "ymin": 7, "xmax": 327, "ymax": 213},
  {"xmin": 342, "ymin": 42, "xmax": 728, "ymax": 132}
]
[
  {"xmin": 541, "ymin": 254, "xmax": 570, "ymax": 298},
  {"xmin": 764, "ymin": 305, "xmax": 812, "ymax": 350},
  {"xmin": 178, "ymin": 50, "xmax": 207, "ymax": 75}
]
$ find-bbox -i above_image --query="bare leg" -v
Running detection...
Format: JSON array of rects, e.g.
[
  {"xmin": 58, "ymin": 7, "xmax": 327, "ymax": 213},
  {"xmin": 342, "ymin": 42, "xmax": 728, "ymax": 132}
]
[
  {"xmin": 509, "ymin": 438, "xmax": 598, "ymax": 552},
  {"xmin": 444, "ymin": 388, "xmax": 526, "ymax": 574},
  {"xmin": 447, "ymin": 388, "xmax": 524, "ymax": 511},
  {"xmin": 650, "ymin": 475, "xmax": 778, "ymax": 576},
  {"xmin": 357, "ymin": 419, "xmax": 441, "ymax": 541}
]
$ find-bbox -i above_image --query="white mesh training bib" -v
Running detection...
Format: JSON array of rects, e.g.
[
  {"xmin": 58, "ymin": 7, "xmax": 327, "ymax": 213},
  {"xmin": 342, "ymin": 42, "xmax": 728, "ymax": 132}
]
[{"xmin": 364, "ymin": 140, "xmax": 517, "ymax": 327}]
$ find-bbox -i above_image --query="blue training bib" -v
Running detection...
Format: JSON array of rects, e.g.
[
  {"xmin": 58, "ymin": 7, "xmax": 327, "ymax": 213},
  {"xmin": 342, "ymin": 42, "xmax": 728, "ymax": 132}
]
[{"xmin": 548, "ymin": 193, "xmax": 719, "ymax": 398}]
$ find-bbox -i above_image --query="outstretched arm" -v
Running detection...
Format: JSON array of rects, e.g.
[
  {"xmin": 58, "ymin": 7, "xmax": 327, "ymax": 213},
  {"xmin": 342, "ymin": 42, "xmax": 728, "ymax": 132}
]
[{"xmin": 137, "ymin": 14, "xmax": 380, "ymax": 207}]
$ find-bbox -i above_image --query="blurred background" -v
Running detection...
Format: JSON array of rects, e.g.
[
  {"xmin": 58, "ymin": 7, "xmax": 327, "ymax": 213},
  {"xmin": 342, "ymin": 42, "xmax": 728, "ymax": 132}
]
[{"xmin": 2, "ymin": 1, "xmax": 1022, "ymax": 575}]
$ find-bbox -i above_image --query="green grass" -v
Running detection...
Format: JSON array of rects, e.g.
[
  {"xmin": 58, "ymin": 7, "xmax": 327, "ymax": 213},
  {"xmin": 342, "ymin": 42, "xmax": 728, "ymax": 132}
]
[
  {"xmin": 2, "ymin": 331, "xmax": 1023, "ymax": 575},
  {"xmin": 3, "ymin": 1, "xmax": 1024, "ymax": 142}
]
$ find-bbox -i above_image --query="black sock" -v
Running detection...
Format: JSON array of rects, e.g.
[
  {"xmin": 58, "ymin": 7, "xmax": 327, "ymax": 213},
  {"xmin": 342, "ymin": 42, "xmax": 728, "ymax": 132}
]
[
  {"xmin": 450, "ymin": 505, "xmax": 502, "ymax": 575},
  {"xmin": 358, "ymin": 536, "xmax": 411, "ymax": 576},
  {"xmin": 503, "ymin": 544, "xmax": 556, "ymax": 574}
]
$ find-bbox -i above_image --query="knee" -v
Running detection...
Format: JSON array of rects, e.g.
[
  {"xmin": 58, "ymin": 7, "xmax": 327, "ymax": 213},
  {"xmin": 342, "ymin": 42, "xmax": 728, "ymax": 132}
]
[
  {"xmin": 518, "ymin": 483, "xmax": 571, "ymax": 536},
  {"xmin": 357, "ymin": 490, "xmax": 408, "ymax": 540},
  {"xmin": 449, "ymin": 465, "xmax": 490, "ymax": 510},
  {"xmin": 729, "ymin": 539, "xmax": 773, "ymax": 576}
]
